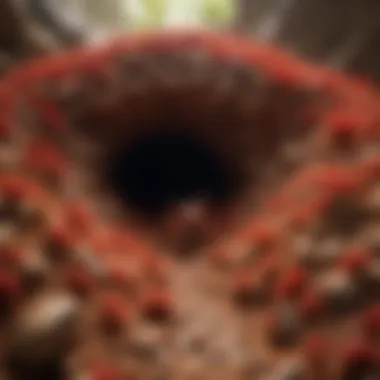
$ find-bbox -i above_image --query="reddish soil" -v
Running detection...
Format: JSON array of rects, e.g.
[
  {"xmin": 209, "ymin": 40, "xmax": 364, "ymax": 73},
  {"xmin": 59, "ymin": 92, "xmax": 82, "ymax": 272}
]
[{"xmin": 0, "ymin": 31, "xmax": 380, "ymax": 379}]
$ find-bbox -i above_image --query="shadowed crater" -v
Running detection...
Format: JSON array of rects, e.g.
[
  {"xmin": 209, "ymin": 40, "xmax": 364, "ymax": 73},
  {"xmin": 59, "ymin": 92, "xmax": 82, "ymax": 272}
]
[{"xmin": 104, "ymin": 129, "xmax": 243, "ymax": 221}]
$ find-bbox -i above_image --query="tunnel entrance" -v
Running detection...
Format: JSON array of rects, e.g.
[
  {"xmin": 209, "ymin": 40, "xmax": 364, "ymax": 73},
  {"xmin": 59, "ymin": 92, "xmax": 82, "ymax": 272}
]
[{"xmin": 105, "ymin": 130, "xmax": 242, "ymax": 220}]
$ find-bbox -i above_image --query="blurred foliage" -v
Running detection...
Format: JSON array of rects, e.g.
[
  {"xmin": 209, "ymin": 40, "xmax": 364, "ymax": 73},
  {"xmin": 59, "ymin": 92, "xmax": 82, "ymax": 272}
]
[{"xmin": 128, "ymin": 0, "xmax": 235, "ymax": 30}]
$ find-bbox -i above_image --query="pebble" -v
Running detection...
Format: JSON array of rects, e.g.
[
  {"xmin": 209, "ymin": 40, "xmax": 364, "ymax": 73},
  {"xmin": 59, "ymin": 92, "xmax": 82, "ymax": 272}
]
[
  {"xmin": 315, "ymin": 269, "xmax": 358, "ymax": 315},
  {"xmin": 128, "ymin": 324, "xmax": 162, "ymax": 360},
  {"xmin": 9, "ymin": 292, "xmax": 80, "ymax": 363}
]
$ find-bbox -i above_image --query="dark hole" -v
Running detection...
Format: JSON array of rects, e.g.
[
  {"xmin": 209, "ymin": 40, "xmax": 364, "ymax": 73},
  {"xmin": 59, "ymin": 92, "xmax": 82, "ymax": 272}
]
[
  {"xmin": 340, "ymin": 359, "xmax": 377, "ymax": 380},
  {"xmin": 6, "ymin": 355, "xmax": 66, "ymax": 380},
  {"xmin": 105, "ymin": 130, "xmax": 241, "ymax": 219}
]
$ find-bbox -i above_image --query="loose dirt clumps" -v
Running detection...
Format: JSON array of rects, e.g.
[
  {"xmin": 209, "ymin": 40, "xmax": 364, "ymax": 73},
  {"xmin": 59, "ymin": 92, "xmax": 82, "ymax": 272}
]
[{"xmin": 0, "ymin": 31, "xmax": 380, "ymax": 379}]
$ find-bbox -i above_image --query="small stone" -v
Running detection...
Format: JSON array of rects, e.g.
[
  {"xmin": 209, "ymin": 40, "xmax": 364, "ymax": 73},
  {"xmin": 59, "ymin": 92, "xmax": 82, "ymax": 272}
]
[
  {"xmin": 315, "ymin": 269, "xmax": 358, "ymax": 315},
  {"xmin": 128, "ymin": 324, "xmax": 161, "ymax": 360},
  {"xmin": 9, "ymin": 293, "xmax": 80, "ymax": 363}
]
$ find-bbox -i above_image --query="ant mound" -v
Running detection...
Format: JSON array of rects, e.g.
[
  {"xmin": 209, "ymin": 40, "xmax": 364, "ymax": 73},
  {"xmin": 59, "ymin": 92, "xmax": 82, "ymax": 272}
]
[{"xmin": 0, "ymin": 32, "xmax": 380, "ymax": 379}]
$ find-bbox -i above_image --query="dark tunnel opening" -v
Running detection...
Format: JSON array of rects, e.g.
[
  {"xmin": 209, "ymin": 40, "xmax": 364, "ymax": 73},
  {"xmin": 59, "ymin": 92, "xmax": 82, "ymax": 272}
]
[{"xmin": 105, "ymin": 130, "xmax": 242, "ymax": 220}]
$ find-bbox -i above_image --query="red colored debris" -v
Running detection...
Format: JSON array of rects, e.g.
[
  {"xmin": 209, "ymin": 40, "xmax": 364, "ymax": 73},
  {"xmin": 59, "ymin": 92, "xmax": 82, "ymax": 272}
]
[
  {"xmin": 99, "ymin": 294, "xmax": 130, "ymax": 334},
  {"xmin": 326, "ymin": 110, "xmax": 360, "ymax": 143},
  {"xmin": 0, "ymin": 271, "xmax": 21, "ymax": 314},
  {"xmin": 247, "ymin": 224, "xmax": 277, "ymax": 251},
  {"xmin": 142, "ymin": 289, "xmax": 174, "ymax": 322},
  {"xmin": 0, "ymin": 177, "xmax": 27, "ymax": 201},
  {"xmin": 276, "ymin": 267, "xmax": 308, "ymax": 299},
  {"xmin": 45, "ymin": 226, "xmax": 73, "ymax": 261},
  {"xmin": 361, "ymin": 304, "xmax": 380, "ymax": 340},
  {"xmin": 340, "ymin": 247, "xmax": 371, "ymax": 276},
  {"xmin": 64, "ymin": 202, "xmax": 93, "ymax": 240},
  {"xmin": 107, "ymin": 267, "xmax": 137, "ymax": 294},
  {"xmin": 142, "ymin": 254, "xmax": 169, "ymax": 283},
  {"xmin": 258, "ymin": 256, "xmax": 280, "ymax": 284},
  {"xmin": 363, "ymin": 156, "xmax": 380, "ymax": 181},
  {"xmin": 321, "ymin": 167, "xmax": 362, "ymax": 197},
  {"xmin": 0, "ymin": 245, "xmax": 22, "ymax": 267},
  {"xmin": 28, "ymin": 95, "xmax": 68, "ymax": 133},
  {"xmin": 303, "ymin": 334, "xmax": 327, "ymax": 361},
  {"xmin": 90, "ymin": 364, "xmax": 123, "ymax": 380},
  {"xmin": 342, "ymin": 341, "xmax": 375, "ymax": 371},
  {"xmin": 65, "ymin": 267, "xmax": 93, "ymax": 297},
  {"xmin": 300, "ymin": 291, "xmax": 324, "ymax": 322},
  {"xmin": 22, "ymin": 140, "xmax": 67, "ymax": 177}
]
